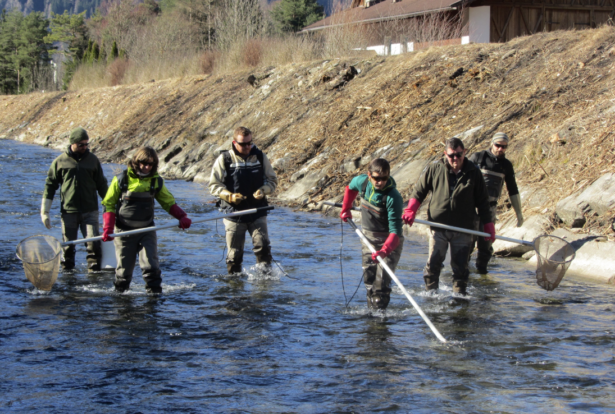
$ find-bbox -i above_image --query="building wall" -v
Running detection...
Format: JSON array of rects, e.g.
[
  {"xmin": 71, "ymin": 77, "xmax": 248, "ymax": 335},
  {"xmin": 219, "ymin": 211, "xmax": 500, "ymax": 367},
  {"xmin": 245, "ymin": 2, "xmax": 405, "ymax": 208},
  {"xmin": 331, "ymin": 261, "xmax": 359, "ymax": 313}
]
[{"xmin": 484, "ymin": 1, "xmax": 615, "ymax": 42}]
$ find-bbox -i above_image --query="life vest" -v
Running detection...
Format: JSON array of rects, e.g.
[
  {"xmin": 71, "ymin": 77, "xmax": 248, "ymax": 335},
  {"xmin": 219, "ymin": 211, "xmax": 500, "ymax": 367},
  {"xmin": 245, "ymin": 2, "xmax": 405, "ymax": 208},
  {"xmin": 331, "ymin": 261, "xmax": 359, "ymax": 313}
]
[
  {"xmin": 115, "ymin": 170, "xmax": 163, "ymax": 230},
  {"xmin": 359, "ymin": 179, "xmax": 392, "ymax": 233},
  {"xmin": 476, "ymin": 151, "xmax": 505, "ymax": 204},
  {"xmin": 219, "ymin": 147, "xmax": 268, "ymax": 222}
]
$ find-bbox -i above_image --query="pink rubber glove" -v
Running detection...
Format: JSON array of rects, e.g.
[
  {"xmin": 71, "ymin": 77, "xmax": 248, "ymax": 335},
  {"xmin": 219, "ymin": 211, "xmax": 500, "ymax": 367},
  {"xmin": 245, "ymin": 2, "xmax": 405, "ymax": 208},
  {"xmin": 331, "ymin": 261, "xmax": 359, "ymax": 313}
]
[
  {"xmin": 340, "ymin": 186, "xmax": 359, "ymax": 222},
  {"xmin": 169, "ymin": 204, "xmax": 192, "ymax": 229},
  {"xmin": 402, "ymin": 199, "xmax": 421, "ymax": 226},
  {"xmin": 102, "ymin": 212, "xmax": 116, "ymax": 242},
  {"xmin": 483, "ymin": 222, "xmax": 496, "ymax": 242},
  {"xmin": 371, "ymin": 233, "xmax": 400, "ymax": 261}
]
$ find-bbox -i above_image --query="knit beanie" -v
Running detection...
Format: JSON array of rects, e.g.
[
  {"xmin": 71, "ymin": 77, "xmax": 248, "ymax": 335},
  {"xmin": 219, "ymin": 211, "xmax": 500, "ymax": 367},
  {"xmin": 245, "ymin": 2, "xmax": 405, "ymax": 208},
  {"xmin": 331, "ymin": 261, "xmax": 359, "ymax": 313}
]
[
  {"xmin": 70, "ymin": 127, "xmax": 89, "ymax": 144},
  {"xmin": 491, "ymin": 132, "xmax": 509, "ymax": 144}
]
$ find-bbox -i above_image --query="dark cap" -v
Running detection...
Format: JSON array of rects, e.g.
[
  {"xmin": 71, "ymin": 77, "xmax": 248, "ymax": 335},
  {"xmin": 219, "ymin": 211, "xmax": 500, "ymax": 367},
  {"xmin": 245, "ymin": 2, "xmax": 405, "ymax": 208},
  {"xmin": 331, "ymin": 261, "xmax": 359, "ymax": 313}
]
[{"xmin": 70, "ymin": 127, "xmax": 89, "ymax": 145}]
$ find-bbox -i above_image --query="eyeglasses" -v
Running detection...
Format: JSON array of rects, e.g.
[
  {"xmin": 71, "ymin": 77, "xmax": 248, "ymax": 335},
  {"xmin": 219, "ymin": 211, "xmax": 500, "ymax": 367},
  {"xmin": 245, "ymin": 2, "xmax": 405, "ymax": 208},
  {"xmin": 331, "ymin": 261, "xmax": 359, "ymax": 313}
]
[
  {"xmin": 370, "ymin": 175, "xmax": 389, "ymax": 182},
  {"xmin": 234, "ymin": 141, "xmax": 253, "ymax": 147},
  {"xmin": 139, "ymin": 161, "xmax": 153, "ymax": 167},
  {"xmin": 446, "ymin": 151, "xmax": 464, "ymax": 159},
  {"xmin": 77, "ymin": 142, "xmax": 89, "ymax": 148},
  {"xmin": 494, "ymin": 143, "xmax": 508, "ymax": 149}
]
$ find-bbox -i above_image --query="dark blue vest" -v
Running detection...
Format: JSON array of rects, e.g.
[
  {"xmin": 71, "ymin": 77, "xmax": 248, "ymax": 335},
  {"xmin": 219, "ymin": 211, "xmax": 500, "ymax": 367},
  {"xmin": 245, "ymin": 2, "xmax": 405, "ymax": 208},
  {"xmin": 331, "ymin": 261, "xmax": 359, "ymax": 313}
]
[{"xmin": 219, "ymin": 147, "xmax": 268, "ymax": 223}]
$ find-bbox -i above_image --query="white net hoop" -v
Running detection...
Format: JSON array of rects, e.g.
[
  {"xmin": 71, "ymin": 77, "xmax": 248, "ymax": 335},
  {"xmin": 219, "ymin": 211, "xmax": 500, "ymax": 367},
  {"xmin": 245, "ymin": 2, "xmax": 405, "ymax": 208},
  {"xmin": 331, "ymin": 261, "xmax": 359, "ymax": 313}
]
[
  {"xmin": 15, "ymin": 235, "xmax": 62, "ymax": 291},
  {"xmin": 534, "ymin": 235, "xmax": 575, "ymax": 291}
]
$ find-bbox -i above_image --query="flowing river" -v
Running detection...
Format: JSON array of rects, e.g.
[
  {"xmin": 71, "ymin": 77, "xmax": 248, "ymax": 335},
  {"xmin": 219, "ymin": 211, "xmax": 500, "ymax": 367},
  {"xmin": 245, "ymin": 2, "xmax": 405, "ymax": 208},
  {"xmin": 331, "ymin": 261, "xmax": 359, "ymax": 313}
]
[{"xmin": 0, "ymin": 139, "xmax": 613, "ymax": 413}]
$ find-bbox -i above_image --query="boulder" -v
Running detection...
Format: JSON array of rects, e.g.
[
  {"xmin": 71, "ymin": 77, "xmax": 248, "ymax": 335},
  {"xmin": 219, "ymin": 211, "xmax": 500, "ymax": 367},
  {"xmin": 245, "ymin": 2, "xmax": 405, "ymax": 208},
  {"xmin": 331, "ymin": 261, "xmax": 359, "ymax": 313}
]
[
  {"xmin": 555, "ymin": 173, "xmax": 615, "ymax": 227},
  {"xmin": 520, "ymin": 186, "xmax": 549, "ymax": 209},
  {"xmin": 391, "ymin": 159, "xmax": 428, "ymax": 193},
  {"xmin": 492, "ymin": 214, "xmax": 551, "ymax": 256},
  {"xmin": 527, "ymin": 228, "xmax": 615, "ymax": 284},
  {"xmin": 271, "ymin": 156, "xmax": 293, "ymax": 172},
  {"xmin": 279, "ymin": 166, "xmax": 331, "ymax": 202}
]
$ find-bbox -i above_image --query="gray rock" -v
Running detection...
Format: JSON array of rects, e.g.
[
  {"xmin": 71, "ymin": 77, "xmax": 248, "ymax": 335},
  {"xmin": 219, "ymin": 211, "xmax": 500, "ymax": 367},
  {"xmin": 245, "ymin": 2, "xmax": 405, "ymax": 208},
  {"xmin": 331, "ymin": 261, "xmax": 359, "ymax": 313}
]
[
  {"xmin": 280, "ymin": 166, "xmax": 331, "ymax": 201},
  {"xmin": 492, "ymin": 214, "xmax": 551, "ymax": 256},
  {"xmin": 271, "ymin": 156, "xmax": 293, "ymax": 172},
  {"xmin": 527, "ymin": 228, "xmax": 615, "ymax": 284},
  {"xmin": 520, "ymin": 186, "xmax": 549, "ymax": 209},
  {"xmin": 454, "ymin": 125, "xmax": 483, "ymax": 141},
  {"xmin": 556, "ymin": 173, "xmax": 615, "ymax": 228},
  {"xmin": 341, "ymin": 159, "xmax": 359, "ymax": 173},
  {"xmin": 391, "ymin": 159, "xmax": 428, "ymax": 193}
]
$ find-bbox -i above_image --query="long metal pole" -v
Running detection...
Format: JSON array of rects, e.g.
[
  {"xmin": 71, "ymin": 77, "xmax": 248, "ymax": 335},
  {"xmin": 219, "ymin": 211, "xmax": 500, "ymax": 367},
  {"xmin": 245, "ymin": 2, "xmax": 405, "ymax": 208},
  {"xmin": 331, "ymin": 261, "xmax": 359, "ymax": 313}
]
[
  {"xmin": 346, "ymin": 219, "xmax": 447, "ymax": 343},
  {"xmin": 61, "ymin": 206, "xmax": 274, "ymax": 247},
  {"xmin": 323, "ymin": 202, "xmax": 533, "ymax": 246}
]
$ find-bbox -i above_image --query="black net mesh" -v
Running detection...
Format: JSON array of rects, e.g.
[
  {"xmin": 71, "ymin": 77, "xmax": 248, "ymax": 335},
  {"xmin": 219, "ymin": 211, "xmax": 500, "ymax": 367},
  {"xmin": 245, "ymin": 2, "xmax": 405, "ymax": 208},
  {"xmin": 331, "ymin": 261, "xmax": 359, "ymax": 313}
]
[
  {"xmin": 15, "ymin": 235, "xmax": 62, "ymax": 291},
  {"xmin": 534, "ymin": 235, "xmax": 575, "ymax": 291}
]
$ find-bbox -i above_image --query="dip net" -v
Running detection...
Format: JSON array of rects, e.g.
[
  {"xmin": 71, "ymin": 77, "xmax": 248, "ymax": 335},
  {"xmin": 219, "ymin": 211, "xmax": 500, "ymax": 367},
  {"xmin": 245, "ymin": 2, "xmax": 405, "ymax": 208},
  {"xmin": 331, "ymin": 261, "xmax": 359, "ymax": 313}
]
[
  {"xmin": 534, "ymin": 235, "xmax": 575, "ymax": 291},
  {"xmin": 15, "ymin": 235, "xmax": 62, "ymax": 291}
]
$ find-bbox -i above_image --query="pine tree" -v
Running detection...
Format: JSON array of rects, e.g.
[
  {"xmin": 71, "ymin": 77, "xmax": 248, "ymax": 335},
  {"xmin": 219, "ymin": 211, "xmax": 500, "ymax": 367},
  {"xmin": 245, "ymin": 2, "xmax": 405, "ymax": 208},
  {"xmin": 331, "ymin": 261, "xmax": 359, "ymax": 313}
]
[
  {"xmin": 0, "ymin": 10, "xmax": 50, "ymax": 93},
  {"xmin": 109, "ymin": 40, "xmax": 119, "ymax": 63},
  {"xmin": 45, "ymin": 11, "xmax": 89, "ymax": 89},
  {"xmin": 271, "ymin": 0, "xmax": 324, "ymax": 33}
]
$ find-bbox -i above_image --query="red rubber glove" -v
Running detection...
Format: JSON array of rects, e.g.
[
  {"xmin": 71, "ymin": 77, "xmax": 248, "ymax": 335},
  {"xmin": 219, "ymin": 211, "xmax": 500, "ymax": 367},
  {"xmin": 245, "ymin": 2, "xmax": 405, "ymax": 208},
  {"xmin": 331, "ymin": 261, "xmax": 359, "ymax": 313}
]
[
  {"xmin": 340, "ymin": 186, "xmax": 359, "ymax": 222},
  {"xmin": 102, "ymin": 212, "xmax": 116, "ymax": 242},
  {"xmin": 402, "ymin": 199, "xmax": 421, "ymax": 226},
  {"xmin": 483, "ymin": 222, "xmax": 496, "ymax": 242},
  {"xmin": 371, "ymin": 233, "xmax": 400, "ymax": 261},
  {"xmin": 169, "ymin": 204, "xmax": 192, "ymax": 229}
]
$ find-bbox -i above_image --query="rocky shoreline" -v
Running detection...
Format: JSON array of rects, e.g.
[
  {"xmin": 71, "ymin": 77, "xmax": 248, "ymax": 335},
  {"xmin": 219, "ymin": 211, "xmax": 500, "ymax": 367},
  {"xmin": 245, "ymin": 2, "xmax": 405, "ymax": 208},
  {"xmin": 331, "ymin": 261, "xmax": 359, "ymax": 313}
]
[{"xmin": 1, "ymin": 27, "xmax": 614, "ymax": 285}]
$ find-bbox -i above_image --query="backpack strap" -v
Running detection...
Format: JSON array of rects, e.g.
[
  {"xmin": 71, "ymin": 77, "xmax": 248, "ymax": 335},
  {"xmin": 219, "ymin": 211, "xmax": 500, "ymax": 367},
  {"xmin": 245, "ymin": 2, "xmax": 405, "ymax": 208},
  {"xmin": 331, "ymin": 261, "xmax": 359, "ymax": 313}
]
[
  {"xmin": 360, "ymin": 178, "xmax": 368, "ymax": 198},
  {"xmin": 150, "ymin": 177, "xmax": 163, "ymax": 195},
  {"xmin": 221, "ymin": 150, "xmax": 232, "ymax": 172}
]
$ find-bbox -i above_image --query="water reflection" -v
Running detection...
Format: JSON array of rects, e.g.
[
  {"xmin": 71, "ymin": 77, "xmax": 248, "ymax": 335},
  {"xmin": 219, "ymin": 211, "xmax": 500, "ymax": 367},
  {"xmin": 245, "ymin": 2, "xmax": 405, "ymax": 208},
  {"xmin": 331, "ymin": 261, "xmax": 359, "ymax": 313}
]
[{"xmin": 1, "ymin": 139, "xmax": 615, "ymax": 413}]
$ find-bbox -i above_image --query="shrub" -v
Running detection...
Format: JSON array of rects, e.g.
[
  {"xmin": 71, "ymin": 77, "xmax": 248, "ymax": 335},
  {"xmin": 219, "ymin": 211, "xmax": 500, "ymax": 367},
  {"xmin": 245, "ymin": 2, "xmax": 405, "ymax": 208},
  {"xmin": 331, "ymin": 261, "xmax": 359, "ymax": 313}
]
[
  {"xmin": 242, "ymin": 38, "xmax": 263, "ymax": 67},
  {"xmin": 107, "ymin": 58, "xmax": 130, "ymax": 86},
  {"xmin": 199, "ymin": 50, "xmax": 219, "ymax": 74}
]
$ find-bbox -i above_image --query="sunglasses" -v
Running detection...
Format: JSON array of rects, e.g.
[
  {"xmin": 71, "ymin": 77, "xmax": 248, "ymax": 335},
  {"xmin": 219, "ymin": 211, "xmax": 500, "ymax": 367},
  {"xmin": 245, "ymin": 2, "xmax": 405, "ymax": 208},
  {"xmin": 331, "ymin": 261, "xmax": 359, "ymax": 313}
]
[
  {"xmin": 494, "ymin": 143, "xmax": 508, "ymax": 149},
  {"xmin": 235, "ymin": 141, "xmax": 253, "ymax": 147},
  {"xmin": 370, "ymin": 175, "xmax": 389, "ymax": 182},
  {"xmin": 446, "ymin": 151, "xmax": 464, "ymax": 159},
  {"xmin": 77, "ymin": 142, "xmax": 89, "ymax": 148},
  {"xmin": 139, "ymin": 161, "xmax": 153, "ymax": 167}
]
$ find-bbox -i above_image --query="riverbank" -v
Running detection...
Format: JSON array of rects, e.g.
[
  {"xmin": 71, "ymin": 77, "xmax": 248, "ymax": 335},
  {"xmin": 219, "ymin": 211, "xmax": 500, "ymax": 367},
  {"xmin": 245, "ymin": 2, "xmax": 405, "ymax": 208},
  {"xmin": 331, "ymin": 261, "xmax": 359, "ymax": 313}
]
[{"xmin": 1, "ymin": 27, "xmax": 614, "ymax": 284}]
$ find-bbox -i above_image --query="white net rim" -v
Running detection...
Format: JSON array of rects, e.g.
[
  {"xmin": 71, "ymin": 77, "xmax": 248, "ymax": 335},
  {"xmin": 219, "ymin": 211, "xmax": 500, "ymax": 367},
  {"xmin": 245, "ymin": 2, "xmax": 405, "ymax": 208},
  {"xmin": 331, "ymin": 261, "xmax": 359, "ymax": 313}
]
[
  {"xmin": 533, "ymin": 234, "xmax": 576, "ymax": 264},
  {"xmin": 15, "ymin": 234, "xmax": 62, "ymax": 265}
]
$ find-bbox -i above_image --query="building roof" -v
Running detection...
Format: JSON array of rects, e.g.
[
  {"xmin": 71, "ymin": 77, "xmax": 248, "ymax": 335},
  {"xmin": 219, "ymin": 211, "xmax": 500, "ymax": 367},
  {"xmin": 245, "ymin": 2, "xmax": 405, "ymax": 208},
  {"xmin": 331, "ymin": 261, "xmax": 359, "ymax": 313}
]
[{"xmin": 302, "ymin": 0, "xmax": 466, "ymax": 32}]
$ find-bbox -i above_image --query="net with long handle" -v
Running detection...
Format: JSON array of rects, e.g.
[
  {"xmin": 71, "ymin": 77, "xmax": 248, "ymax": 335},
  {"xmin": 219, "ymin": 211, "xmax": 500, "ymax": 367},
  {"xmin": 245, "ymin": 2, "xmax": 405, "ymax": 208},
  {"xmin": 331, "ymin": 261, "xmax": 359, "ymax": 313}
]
[
  {"xmin": 533, "ymin": 235, "xmax": 575, "ymax": 291},
  {"xmin": 15, "ymin": 235, "xmax": 62, "ymax": 291}
]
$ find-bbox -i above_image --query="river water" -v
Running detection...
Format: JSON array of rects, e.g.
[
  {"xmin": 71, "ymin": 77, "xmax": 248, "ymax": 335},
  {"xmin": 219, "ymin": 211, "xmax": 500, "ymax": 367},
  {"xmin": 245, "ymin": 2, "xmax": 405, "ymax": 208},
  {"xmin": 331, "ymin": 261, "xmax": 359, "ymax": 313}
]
[{"xmin": 0, "ymin": 139, "xmax": 613, "ymax": 413}]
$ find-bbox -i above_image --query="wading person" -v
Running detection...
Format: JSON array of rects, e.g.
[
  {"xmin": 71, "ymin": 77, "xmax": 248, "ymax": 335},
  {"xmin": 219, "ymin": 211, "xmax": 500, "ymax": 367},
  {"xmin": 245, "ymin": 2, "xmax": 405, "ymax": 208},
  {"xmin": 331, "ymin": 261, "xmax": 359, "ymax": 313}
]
[
  {"xmin": 208, "ymin": 127, "xmax": 278, "ymax": 274},
  {"xmin": 468, "ymin": 132, "xmax": 524, "ymax": 273},
  {"xmin": 403, "ymin": 137, "xmax": 494, "ymax": 295},
  {"xmin": 340, "ymin": 158, "xmax": 404, "ymax": 310},
  {"xmin": 41, "ymin": 127, "xmax": 108, "ymax": 271},
  {"xmin": 101, "ymin": 147, "xmax": 192, "ymax": 294}
]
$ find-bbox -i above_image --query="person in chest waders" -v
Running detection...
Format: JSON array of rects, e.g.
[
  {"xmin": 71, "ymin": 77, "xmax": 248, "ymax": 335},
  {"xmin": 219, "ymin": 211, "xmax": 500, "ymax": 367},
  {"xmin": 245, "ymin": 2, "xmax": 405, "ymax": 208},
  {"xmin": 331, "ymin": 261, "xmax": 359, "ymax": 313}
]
[
  {"xmin": 468, "ymin": 132, "xmax": 524, "ymax": 274},
  {"xmin": 41, "ymin": 127, "xmax": 108, "ymax": 272},
  {"xmin": 340, "ymin": 158, "xmax": 404, "ymax": 310},
  {"xmin": 208, "ymin": 127, "xmax": 278, "ymax": 274},
  {"xmin": 403, "ymin": 137, "xmax": 494, "ymax": 296},
  {"xmin": 101, "ymin": 147, "xmax": 192, "ymax": 294}
]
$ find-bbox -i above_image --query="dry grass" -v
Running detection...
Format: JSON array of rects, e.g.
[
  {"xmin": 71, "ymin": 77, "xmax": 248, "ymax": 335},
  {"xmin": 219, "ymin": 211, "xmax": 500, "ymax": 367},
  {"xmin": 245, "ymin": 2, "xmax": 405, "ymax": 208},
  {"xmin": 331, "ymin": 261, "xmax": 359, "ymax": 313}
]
[{"xmin": 6, "ymin": 26, "xmax": 615, "ymax": 234}]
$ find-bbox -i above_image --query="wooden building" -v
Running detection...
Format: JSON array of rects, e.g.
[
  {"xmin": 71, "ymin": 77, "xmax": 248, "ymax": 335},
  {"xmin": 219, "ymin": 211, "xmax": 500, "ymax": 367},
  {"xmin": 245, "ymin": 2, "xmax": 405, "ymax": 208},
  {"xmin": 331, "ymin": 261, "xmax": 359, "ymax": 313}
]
[{"xmin": 301, "ymin": 0, "xmax": 615, "ymax": 46}]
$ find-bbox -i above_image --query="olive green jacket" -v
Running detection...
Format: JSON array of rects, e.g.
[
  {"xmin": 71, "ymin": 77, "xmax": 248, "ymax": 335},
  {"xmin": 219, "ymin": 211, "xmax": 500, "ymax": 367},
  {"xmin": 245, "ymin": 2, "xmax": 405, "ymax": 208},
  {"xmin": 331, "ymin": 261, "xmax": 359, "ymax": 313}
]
[
  {"xmin": 411, "ymin": 158, "xmax": 492, "ymax": 230},
  {"xmin": 43, "ymin": 147, "xmax": 108, "ymax": 214}
]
